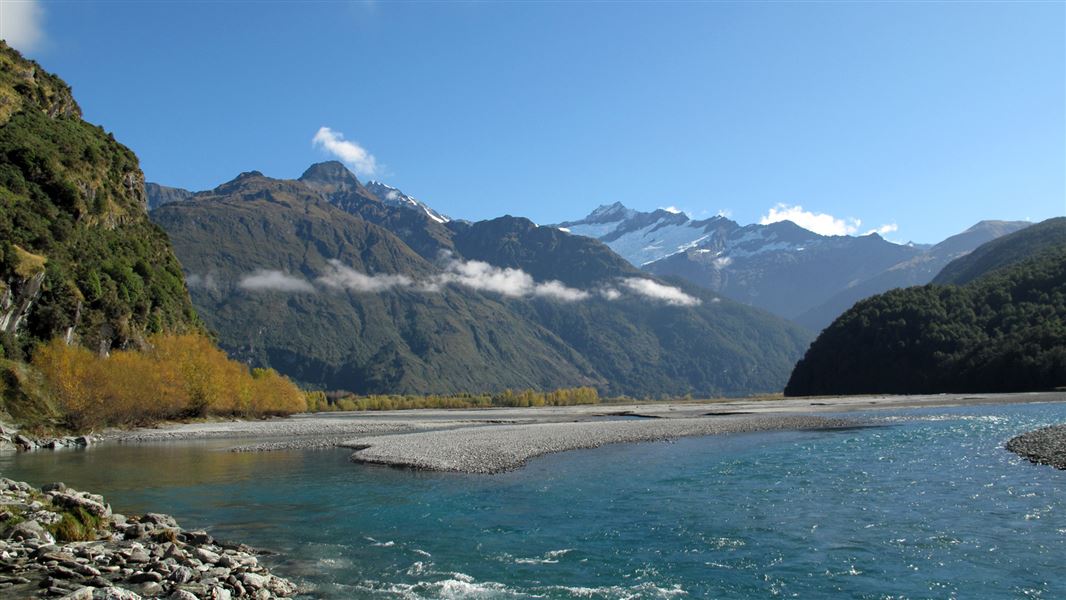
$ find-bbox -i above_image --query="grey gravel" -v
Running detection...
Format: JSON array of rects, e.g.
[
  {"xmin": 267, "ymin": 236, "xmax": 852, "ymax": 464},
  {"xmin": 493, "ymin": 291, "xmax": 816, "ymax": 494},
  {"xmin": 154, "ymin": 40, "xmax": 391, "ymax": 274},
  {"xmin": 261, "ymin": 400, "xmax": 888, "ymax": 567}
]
[
  {"xmin": 1006, "ymin": 424, "xmax": 1066, "ymax": 469},
  {"xmin": 342, "ymin": 414, "xmax": 860, "ymax": 473}
]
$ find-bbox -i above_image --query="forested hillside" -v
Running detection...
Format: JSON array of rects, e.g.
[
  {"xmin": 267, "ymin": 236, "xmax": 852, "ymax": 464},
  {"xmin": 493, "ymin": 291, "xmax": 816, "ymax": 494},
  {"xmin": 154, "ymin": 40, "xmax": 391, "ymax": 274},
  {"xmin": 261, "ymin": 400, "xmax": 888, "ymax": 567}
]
[
  {"xmin": 786, "ymin": 219, "xmax": 1066, "ymax": 395},
  {"xmin": 0, "ymin": 42, "xmax": 199, "ymax": 359}
]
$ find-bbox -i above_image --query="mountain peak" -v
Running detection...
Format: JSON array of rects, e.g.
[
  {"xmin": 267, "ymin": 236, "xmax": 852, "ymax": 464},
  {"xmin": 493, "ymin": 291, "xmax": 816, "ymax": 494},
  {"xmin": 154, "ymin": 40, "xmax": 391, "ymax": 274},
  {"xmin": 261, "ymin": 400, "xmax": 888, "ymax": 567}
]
[{"xmin": 299, "ymin": 161, "xmax": 364, "ymax": 196}]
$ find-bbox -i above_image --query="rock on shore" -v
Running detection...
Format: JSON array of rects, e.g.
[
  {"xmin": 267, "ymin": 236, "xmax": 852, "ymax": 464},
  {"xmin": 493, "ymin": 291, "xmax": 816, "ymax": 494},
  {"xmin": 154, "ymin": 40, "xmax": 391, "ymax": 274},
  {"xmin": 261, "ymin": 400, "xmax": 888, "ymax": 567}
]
[
  {"xmin": 0, "ymin": 479, "xmax": 298, "ymax": 599},
  {"xmin": 1006, "ymin": 425, "xmax": 1066, "ymax": 469}
]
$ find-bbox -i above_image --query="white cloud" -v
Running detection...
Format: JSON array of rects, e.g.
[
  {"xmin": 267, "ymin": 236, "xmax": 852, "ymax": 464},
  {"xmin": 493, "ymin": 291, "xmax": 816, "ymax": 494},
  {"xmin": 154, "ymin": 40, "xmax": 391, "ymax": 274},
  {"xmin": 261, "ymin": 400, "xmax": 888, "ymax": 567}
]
[
  {"xmin": 317, "ymin": 259, "xmax": 412, "ymax": 292},
  {"xmin": 438, "ymin": 258, "xmax": 535, "ymax": 297},
  {"xmin": 713, "ymin": 257, "xmax": 732, "ymax": 269},
  {"xmin": 759, "ymin": 203, "xmax": 861, "ymax": 236},
  {"xmin": 433, "ymin": 257, "xmax": 589, "ymax": 302},
  {"xmin": 864, "ymin": 223, "xmax": 899, "ymax": 236},
  {"xmin": 716, "ymin": 209, "xmax": 733, "ymax": 218},
  {"xmin": 235, "ymin": 259, "xmax": 703, "ymax": 308},
  {"xmin": 660, "ymin": 206, "xmax": 683, "ymax": 215},
  {"xmin": 534, "ymin": 280, "xmax": 592, "ymax": 302},
  {"xmin": 0, "ymin": 0, "xmax": 44, "ymax": 52},
  {"xmin": 620, "ymin": 278, "xmax": 701, "ymax": 307},
  {"xmin": 311, "ymin": 127, "xmax": 379, "ymax": 177},
  {"xmin": 239, "ymin": 270, "xmax": 315, "ymax": 293},
  {"xmin": 185, "ymin": 272, "xmax": 220, "ymax": 292}
]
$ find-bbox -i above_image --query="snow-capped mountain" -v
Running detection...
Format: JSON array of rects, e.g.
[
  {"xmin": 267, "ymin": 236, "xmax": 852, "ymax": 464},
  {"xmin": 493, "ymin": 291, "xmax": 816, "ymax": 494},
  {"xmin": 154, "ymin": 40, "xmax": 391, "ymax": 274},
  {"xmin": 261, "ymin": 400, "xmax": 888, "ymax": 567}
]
[
  {"xmin": 555, "ymin": 204, "xmax": 1030, "ymax": 329},
  {"xmin": 365, "ymin": 181, "xmax": 450, "ymax": 224},
  {"xmin": 556, "ymin": 202, "xmax": 719, "ymax": 266}
]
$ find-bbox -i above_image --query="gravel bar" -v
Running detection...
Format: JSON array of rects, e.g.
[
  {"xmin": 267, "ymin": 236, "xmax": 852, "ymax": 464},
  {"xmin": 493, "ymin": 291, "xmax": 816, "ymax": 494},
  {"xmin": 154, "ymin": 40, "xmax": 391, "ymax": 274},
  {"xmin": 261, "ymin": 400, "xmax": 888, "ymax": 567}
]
[
  {"xmin": 1006, "ymin": 424, "xmax": 1066, "ymax": 469},
  {"xmin": 342, "ymin": 414, "xmax": 860, "ymax": 473}
]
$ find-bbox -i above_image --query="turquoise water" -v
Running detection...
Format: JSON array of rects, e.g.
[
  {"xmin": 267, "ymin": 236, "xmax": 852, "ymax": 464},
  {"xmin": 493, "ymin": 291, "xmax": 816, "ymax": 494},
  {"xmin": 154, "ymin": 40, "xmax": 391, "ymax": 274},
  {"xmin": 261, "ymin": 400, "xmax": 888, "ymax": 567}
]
[{"xmin": 2, "ymin": 402, "xmax": 1065, "ymax": 599}]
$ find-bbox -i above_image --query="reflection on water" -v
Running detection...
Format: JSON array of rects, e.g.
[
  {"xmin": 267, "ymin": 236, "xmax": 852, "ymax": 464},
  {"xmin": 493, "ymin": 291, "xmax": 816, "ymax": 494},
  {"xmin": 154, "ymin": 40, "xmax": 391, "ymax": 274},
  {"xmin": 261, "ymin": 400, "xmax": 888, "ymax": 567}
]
[{"xmin": 2, "ymin": 403, "xmax": 1065, "ymax": 599}]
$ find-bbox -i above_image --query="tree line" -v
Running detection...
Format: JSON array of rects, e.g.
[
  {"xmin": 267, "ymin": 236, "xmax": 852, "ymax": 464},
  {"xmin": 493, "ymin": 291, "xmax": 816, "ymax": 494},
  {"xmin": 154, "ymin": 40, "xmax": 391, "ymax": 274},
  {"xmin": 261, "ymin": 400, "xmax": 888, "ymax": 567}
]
[
  {"xmin": 33, "ymin": 334, "xmax": 305, "ymax": 431},
  {"xmin": 305, "ymin": 386, "xmax": 601, "ymax": 412}
]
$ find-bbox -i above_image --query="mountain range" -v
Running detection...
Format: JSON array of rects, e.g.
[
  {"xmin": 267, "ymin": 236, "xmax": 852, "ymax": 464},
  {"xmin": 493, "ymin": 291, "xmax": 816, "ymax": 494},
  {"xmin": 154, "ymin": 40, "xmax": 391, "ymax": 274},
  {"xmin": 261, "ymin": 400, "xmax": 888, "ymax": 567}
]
[
  {"xmin": 148, "ymin": 163, "xmax": 811, "ymax": 397},
  {"xmin": 556, "ymin": 205, "xmax": 1030, "ymax": 330}
]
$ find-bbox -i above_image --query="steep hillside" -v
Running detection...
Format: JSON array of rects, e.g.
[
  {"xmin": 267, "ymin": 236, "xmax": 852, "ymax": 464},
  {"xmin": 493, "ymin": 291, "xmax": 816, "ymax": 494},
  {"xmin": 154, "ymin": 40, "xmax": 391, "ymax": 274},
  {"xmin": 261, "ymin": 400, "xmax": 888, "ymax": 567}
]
[
  {"xmin": 152, "ymin": 172, "xmax": 602, "ymax": 394},
  {"xmin": 786, "ymin": 218, "xmax": 1066, "ymax": 395},
  {"xmin": 144, "ymin": 182, "xmax": 192, "ymax": 210},
  {"xmin": 153, "ymin": 166, "xmax": 814, "ymax": 397},
  {"xmin": 933, "ymin": 218, "xmax": 1065, "ymax": 286},
  {"xmin": 794, "ymin": 220, "xmax": 1031, "ymax": 330},
  {"xmin": 0, "ymin": 42, "xmax": 199, "ymax": 359}
]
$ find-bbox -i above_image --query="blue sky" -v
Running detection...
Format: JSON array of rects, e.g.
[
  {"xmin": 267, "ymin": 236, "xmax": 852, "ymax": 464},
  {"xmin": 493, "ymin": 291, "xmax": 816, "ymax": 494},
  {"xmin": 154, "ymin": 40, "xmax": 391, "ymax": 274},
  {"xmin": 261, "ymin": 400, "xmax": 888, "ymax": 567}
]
[{"xmin": 3, "ymin": 1, "xmax": 1064, "ymax": 243}]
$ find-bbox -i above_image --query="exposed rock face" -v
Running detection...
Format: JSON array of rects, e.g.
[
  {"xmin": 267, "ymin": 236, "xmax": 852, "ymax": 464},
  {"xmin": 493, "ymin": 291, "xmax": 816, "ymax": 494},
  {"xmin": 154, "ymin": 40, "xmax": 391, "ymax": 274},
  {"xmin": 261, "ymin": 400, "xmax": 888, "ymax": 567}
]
[
  {"xmin": 0, "ymin": 478, "xmax": 298, "ymax": 599},
  {"xmin": 144, "ymin": 184, "xmax": 194, "ymax": 211}
]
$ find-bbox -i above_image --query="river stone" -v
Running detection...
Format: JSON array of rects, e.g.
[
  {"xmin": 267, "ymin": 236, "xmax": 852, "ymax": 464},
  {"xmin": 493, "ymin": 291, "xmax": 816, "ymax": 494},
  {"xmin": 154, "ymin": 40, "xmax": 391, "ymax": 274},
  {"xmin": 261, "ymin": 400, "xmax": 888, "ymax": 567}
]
[
  {"xmin": 5, "ymin": 520, "xmax": 56, "ymax": 544},
  {"xmin": 240, "ymin": 572, "xmax": 267, "ymax": 590},
  {"xmin": 181, "ymin": 531, "xmax": 213, "ymax": 546},
  {"xmin": 42, "ymin": 482, "xmax": 67, "ymax": 493},
  {"xmin": 206, "ymin": 585, "xmax": 232, "ymax": 600},
  {"xmin": 93, "ymin": 587, "xmax": 144, "ymax": 600},
  {"xmin": 51, "ymin": 491, "xmax": 112, "ymax": 519},
  {"xmin": 125, "ymin": 549, "xmax": 150, "ymax": 564},
  {"xmin": 168, "ymin": 591, "xmax": 199, "ymax": 600},
  {"xmin": 169, "ymin": 566, "xmax": 196, "ymax": 584},
  {"xmin": 142, "ymin": 513, "xmax": 177, "ymax": 528},
  {"xmin": 58, "ymin": 587, "xmax": 94, "ymax": 600},
  {"xmin": 128, "ymin": 571, "xmax": 163, "ymax": 584},
  {"xmin": 267, "ymin": 575, "xmax": 297, "ymax": 596},
  {"xmin": 194, "ymin": 548, "xmax": 220, "ymax": 564}
]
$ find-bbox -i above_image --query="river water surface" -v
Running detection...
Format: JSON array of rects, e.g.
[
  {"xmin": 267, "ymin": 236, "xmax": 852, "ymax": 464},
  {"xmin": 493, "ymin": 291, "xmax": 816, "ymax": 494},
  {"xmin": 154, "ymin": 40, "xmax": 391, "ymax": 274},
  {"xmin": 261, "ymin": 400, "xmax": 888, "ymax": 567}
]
[{"xmin": 2, "ymin": 402, "xmax": 1065, "ymax": 599}]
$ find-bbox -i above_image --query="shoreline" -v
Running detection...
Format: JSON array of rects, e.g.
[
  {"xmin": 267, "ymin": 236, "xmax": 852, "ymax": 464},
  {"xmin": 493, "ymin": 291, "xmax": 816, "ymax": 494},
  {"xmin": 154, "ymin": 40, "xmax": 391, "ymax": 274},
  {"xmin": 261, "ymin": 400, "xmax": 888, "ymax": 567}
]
[
  {"xmin": 49, "ymin": 391, "xmax": 1066, "ymax": 474},
  {"xmin": 0, "ymin": 479, "xmax": 298, "ymax": 599}
]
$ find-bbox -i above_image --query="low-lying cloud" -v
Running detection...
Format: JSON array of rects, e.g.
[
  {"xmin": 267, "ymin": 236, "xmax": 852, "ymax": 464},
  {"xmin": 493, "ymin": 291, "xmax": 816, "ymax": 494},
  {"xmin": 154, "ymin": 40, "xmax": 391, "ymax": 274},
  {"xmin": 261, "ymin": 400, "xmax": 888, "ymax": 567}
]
[
  {"xmin": 235, "ymin": 259, "xmax": 698, "ymax": 307},
  {"xmin": 620, "ymin": 278, "xmax": 701, "ymax": 306},
  {"xmin": 433, "ymin": 258, "xmax": 590, "ymax": 301},
  {"xmin": 238, "ymin": 270, "xmax": 315, "ymax": 293},
  {"xmin": 312, "ymin": 127, "xmax": 379, "ymax": 177},
  {"xmin": 318, "ymin": 259, "xmax": 412, "ymax": 292}
]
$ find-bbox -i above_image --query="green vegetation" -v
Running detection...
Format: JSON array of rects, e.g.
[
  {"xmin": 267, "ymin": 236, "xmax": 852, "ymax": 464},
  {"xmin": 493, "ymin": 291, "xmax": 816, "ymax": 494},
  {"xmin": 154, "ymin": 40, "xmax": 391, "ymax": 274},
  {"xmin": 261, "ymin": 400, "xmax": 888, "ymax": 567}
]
[
  {"xmin": 307, "ymin": 386, "xmax": 600, "ymax": 412},
  {"xmin": 786, "ymin": 219, "xmax": 1066, "ymax": 395},
  {"xmin": 33, "ymin": 334, "xmax": 306, "ymax": 431},
  {"xmin": 933, "ymin": 217, "xmax": 1066, "ymax": 286},
  {"xmin": 0, "ymin": 41, "xmax": 199, "ymax": 360},
  {"xmin": 51, "ymin": 506, "xmax": 102, "ymax": 542}
]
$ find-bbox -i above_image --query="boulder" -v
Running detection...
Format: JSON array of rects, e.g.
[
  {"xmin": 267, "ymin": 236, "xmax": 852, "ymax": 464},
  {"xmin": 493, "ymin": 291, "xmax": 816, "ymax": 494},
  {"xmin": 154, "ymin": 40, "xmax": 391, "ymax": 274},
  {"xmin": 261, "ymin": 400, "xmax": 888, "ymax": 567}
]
[
  {"xmin": 58, "ymin": 587, "xmax": 95, "ymax": 600},
  {"xmin": 4, "ymin": 520, "xmax": 56, "ymax": 544},
  {"xmin": 92, "ymin": 588, "xmax": 144, "ymax": 600},
  {"xmin": 51, "ymin": 491, "xmax": 112, "ymax": 519}
]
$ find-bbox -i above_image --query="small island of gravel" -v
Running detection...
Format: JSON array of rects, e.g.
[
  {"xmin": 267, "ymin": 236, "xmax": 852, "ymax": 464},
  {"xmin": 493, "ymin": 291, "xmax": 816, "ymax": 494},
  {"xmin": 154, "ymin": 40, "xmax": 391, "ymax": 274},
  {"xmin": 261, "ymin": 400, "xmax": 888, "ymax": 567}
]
[{"xmin": 1006, "ymin": 425, "xmax": 1066, "ymax": 470}]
